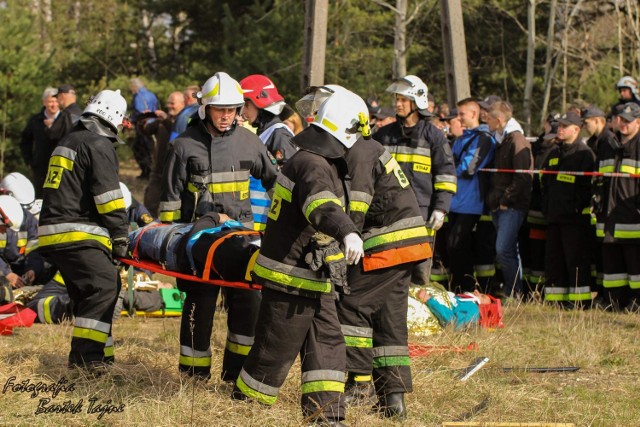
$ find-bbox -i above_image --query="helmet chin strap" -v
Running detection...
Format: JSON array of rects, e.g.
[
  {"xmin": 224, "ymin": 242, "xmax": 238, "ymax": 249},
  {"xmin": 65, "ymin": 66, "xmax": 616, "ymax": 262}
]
[{"xmin": 397, "ymin": 107, "xmax": 418, "ymax": 124}]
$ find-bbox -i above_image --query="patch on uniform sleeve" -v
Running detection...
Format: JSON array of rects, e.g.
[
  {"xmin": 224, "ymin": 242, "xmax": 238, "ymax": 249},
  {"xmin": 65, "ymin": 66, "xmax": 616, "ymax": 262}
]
[
  {"xmin": 275, "ymin": 150, "xmax": 284, "ymax": 161},
  {"xmin": 141, "ymin": 213, "xmax": 154, "ymax": 224},
  {"xmin": 267, "ymin": 151, "xmax": 278, "ymax": 165}
]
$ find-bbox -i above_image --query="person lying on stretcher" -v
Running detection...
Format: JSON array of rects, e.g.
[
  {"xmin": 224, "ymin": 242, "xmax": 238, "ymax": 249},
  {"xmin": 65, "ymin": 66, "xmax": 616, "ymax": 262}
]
[{"xmin": 127, "ymin": 212, "xmax": 261, "ymax": 283}]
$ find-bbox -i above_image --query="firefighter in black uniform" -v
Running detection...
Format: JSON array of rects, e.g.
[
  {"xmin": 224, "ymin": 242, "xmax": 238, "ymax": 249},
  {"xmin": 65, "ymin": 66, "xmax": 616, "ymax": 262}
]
[
  {"xmin": 339, "ymin": 135, "xmax": 432, "ymax": 419},
  {"xmin": 524, "ymin": 115, "xmax": 560, "ymax": 294},
  {"xmin": 541, "ymin": 111, "xmax": 595, "ymax": 305},
  {"xmin": 38, "ymin": 89, "xmax": 129, "ymax": 371},
  {"xmin": 159, "ymin": 72, "xmax": 278, "ymax": 382},
  {"xmin": 374, "ymin": 75, "xmax": 456, "ymax": 284},
  {"xmin": 232, "ymin": 86, "xmax": 367, "ymax": 427},
  {"xmin": 583, "ymin": 105, "xmax": 618, "ymax": 296},
  {"xmin": 594, "ymin": 103, "xmax": 640, "ymax": 310}
]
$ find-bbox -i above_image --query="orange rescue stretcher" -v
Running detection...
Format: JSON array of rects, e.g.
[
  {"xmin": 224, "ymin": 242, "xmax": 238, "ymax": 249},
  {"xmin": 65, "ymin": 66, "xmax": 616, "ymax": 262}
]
[
  {"xmin": 118, "ymin": 258, "xmax": 262, "ymax": 292},
  {"xmin": 116, "ymin": 225, "xmax": 262, "ymax": 317}
]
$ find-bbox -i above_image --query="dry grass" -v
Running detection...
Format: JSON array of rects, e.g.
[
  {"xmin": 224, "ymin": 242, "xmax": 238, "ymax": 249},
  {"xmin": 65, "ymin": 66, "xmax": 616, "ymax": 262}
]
[
  {"xmin": 5, "ymin": 161, "xmax": 631, "ymax": 426},
  {"xmin": 1, "ymin": 303, "xmax": 639, "ymax": 427}
]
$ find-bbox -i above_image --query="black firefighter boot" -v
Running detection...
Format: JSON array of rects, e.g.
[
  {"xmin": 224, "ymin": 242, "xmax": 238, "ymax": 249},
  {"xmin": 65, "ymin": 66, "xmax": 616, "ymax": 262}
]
[{"xmin": 375, "ymin": 392, "xmax": 407, "ymax": 420}]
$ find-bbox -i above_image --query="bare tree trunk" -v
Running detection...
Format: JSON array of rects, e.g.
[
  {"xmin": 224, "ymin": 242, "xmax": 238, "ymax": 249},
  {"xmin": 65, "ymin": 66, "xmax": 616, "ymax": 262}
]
[
  {"xmin": 615, "ymin": 0, "xmax": 624, "ymax": 74},
  {"xmin": 540, "ymin": 0, "xmax": 557, "ymax": 127},
  {"xmin": 42, "ymin": 0, "xmax": 52, "ymax": 49},
  {"xmin": 557, "ymin": 0, "xmax": 583, "ymax": 113},
  {"xmin": 142, "ymin": 10, "xmax": 158, "ymax": 77},
  {"xmin": 523, "ymin": 0, "xmax": 536, "ymax": 135},
  {"xmin": 374, "ymin": 0, "xmax": 427, "ymax": 79},
  {"xmin": 301, "ymin": 0, "xmax": 329, "ymax": 91},
  {"xmin": 626, "ymin": 0, "xmax": 640, "ymax": 74},
  {"xmin": 393, "ymin": 0, "xmax": 407, "ymax": 79},
  {"xmin": 562, "ymin": 13, "xmax": 568, "ymax": 111}
]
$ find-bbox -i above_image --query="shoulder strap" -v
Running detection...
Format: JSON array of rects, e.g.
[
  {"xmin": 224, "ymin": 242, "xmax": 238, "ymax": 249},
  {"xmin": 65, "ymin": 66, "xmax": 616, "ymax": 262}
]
[
  {"xmin": 185, "ymin": 220, "xmax": 244, "ymax": 274},
  {"xmin": 202, "ymin": 230, "xmax": 260, "ymax": 281}
]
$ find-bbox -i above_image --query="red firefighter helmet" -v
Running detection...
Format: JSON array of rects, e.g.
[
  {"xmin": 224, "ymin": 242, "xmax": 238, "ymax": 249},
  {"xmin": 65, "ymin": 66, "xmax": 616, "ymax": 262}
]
[{"xmin": 240, "ymin": 74, "xmax": 286, "ymax": 115}]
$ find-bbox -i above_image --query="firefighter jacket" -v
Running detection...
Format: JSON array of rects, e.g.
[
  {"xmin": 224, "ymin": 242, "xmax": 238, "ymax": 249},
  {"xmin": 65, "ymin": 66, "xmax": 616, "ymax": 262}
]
[
  {"xmin": 486, "ymin": 126, "xmax": 533, "ymax": 211},
  {"xmin": 345, "ymin": 138, "xmax": 431, "ymax": 271},
  {"xmin": 38, "ymin": 116, "xmax": 129, "ymax": 255},
  {"xmin": 18, "ymin": 209, "xmax": 39, "ymax": 255},
  {"xmin": 0, "ymin": 227, "xmax": 44, "ymax": 276},
  {"xmin": 255, "ymin": 113, "xmax": 297, "ymax": 165},
  {"xmin": 595, "ymin": 131, "xmax": 640, "ymax": 243},
  {"xmin": 374, "ymin": 117, "xmax": 457, "ymax": 219},
  {"xmin": 541, "ymin": 140, "xmax": 595, "ymax": 224},
  {"xmin": 529, "ymin": 134, "xmax": 557, "ymax": 220},
  {"xmin": 587, "ymin": 128, "xmax": 617, "ymax": 158},
  {"xmin": 159, "ymin": 118, "xmax": 278, "ymax": 225},
  {"xmin": 252, "ymin": 126, "xmax": 359, "ymax": 298}
]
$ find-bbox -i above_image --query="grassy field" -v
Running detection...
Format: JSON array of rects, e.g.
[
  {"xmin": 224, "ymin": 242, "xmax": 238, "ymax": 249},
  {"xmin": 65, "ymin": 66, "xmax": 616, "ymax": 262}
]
[
  {"xmin": 1, "ymin": 302, "xmax": 639, "ymax": 427},
  {"xmin": 2, "ymin": 161, "xmax": 635, "ymax": 426}
]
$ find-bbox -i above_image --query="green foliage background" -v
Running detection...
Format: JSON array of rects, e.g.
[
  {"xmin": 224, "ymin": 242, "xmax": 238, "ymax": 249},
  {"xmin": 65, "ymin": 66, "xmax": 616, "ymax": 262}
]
[{"xmin": 2, "ymin": 0, "xmax": 638, "ymax": 174}]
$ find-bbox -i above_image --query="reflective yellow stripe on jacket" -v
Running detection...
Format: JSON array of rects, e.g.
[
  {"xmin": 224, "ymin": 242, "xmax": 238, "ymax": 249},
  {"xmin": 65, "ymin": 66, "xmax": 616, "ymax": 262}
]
[
  {"xmin": 253, "ymin": 253, "xmax": 331, "ymax": 293},
  {"xmin": 49, "ymin": 146, "xmax": 77, "ymax": 170},
  {"xmin": 302, "ymin": 191, "xmax": 344, "ymax": 222},
  {"xmin": 349, "ymin": 191, "xmax": 373, "ymax": 214},
  {"xmin": 159, "ymin": 201, "xmax": 182, "ymax": 222},
  {"xmin": 38, "ymin": 223, "xmax": 112, "ymax": 250},
  {"xmin": 391, "ymin": 146, "xmax": 431, "ymax": 170},
  {"xmin": 363, "ymin": 216, "xmax": 431, "ymax": 251},
  {"xmin": 94, "ymin": 188, "xmax": 126, "ymax": 214},
  {"xmin": 187, "ymin": 170, "xmax": 251, "ymax": 197},
  {"xmin": 434, "ymin": 174, "xmax": 457, "ymax": 193}
]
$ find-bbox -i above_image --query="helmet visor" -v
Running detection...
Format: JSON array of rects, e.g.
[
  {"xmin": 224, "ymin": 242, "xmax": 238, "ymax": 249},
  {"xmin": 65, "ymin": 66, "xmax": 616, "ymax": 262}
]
[
  {"xmin": 295, "ymin": 86, "xmax": 335, "ymax": 118},
  {"xmin": 385, "ymin": 77, "xmax": 415, "ymax": 94}
]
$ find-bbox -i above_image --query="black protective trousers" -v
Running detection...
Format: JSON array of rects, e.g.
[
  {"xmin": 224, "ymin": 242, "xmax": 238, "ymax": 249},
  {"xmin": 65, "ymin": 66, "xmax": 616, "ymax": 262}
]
[
  {"xmin": 336, "ymin": 262, "xmax": 413, "ymax": 396},
  {"xmin": 44, "ymin": 247, "xmax": 119, "ymax": 367},
  {"xmin": 237, "ymin": 288, "xmax": 346, "ymax": 421},
  {"xmin": 602, "ymin": 242, "xmax": 640, "ymax": 309},
  {"xmin": 544, "ymin": 220, "xmax": 593, "ymax": 302},
  {"xmin": 177, "ymin": 278, "xmax": 261, "ymax": 382}
]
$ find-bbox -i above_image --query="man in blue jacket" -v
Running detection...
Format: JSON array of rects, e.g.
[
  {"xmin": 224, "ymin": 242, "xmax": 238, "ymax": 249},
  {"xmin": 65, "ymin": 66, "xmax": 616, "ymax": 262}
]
[
  {"xmin": 447, "ymin": 98, "xmax": 496, "ymax": 293},
  {"xmin": 129, "ymin": 78, "xmax": 160, "ymax": 180}
]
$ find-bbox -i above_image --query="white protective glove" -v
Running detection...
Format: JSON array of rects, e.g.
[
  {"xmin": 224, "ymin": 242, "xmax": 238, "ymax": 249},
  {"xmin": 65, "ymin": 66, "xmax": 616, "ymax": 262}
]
[
  {"xmin": 426, "ymin": 210, "xmax": 446, "ymax": 231},
  {"xmin": 342, "ymin": 233, "xmax": 364, "ymax": 265}
]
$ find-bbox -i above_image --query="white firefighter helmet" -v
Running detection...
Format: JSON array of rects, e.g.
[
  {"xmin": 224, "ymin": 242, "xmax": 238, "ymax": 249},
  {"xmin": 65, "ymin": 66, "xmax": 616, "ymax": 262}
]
[
  {"xmin": 386, "ymin": 75, "xmax": 429, "ymax": 112},
  {"xmin": 309, "ymin": 86, "xmax": 370, "ymax": 149},
  {"xmin": 0, "ymin": 172, "xmax": 35, "ymax": 208},
  {"xmin": 616, "ymin": 76, "xmax": 639, "ymax": 98},
  {"xmin": 296, "ymin": 86, "xmax": 339, "ymax": 119},
  {"xmin": 0, "ymin": 195, "xmax": 24, "ymax": 231},
  {"xmin": 83, "ymin": 89, "xmax": 128, "ymax": 131},
  {"xmin": 119, "ymin": 182, "xmax": 132, "ymax": 209},
  {"xmin": 196, "ymin": 72, "xmax": 245, "ymax": 120}
]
